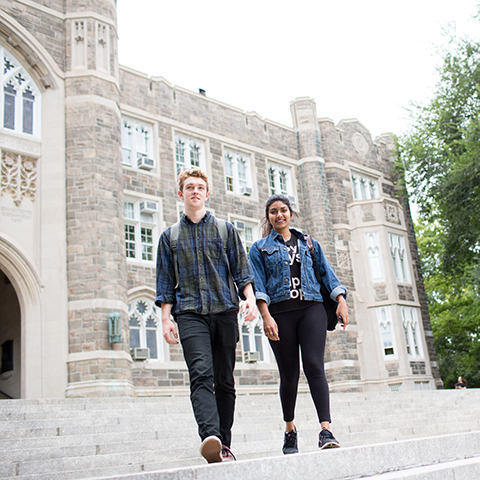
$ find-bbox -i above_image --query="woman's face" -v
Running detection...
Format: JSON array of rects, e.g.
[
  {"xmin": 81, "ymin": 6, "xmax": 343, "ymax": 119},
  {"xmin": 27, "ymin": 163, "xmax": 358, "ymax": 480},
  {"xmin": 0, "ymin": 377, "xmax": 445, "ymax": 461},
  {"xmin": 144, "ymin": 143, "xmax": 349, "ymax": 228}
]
[{"xmin": 268, "ymin": 201, "xmax": 292, "ymax": 233}]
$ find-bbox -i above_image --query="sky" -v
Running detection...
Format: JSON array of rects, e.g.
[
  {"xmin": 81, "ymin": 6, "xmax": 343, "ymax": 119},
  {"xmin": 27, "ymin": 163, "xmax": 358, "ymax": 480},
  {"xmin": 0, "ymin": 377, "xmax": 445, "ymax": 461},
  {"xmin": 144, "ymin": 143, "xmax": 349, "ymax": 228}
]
[{"xmin": 117, "ymin": 0, "xmax": 479, "ymax": 140}]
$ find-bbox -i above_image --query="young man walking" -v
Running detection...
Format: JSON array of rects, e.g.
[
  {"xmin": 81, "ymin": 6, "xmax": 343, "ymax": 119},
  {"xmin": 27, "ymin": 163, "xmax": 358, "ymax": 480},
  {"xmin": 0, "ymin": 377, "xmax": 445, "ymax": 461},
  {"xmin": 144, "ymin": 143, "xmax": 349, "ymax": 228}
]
[{"xmin": 155, "ymin": 168, "xmax": 257, "ymax": 463}]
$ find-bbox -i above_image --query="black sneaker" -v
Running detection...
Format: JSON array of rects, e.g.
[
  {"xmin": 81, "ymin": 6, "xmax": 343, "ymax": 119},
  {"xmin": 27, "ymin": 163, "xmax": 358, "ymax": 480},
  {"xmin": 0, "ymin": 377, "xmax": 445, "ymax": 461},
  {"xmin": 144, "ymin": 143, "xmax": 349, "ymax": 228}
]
[
  {"xmin": 282, "ymin": 427, "xmax": 299, "ymax": 454},
  {"xmin": 318, "ymin": 429, "xmax": 340, "ymax": 449}
]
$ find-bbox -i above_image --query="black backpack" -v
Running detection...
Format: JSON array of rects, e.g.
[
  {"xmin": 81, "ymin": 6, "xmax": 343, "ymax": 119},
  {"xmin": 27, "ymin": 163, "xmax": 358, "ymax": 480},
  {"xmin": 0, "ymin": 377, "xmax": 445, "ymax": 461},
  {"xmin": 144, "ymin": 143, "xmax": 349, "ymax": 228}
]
[{"xmin": 306, "ymin": 235, "xmax": 339, "ymax": 331}]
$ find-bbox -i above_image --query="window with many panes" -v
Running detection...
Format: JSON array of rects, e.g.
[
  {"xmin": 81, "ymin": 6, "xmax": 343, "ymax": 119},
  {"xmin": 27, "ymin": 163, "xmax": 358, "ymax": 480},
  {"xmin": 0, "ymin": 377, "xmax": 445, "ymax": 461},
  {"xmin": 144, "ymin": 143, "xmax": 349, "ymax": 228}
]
[
  {"xmin": 128, "ymin": 298, "xmax": 163, "ymax": 361},
  {"xmin": 268, "ymin": 162, "xmax": 294, "ymax": 199},
  {"xmin": 376, "ymin": 306, "xmax": 395, "ymax": 356},
  {"xmin": 365, "ymin": 232, "xmax": 384, "ymax": 282},
  {"xmin": 351, "ymin": 171, "xmax": 379, "ymax": 201},
  {"xmin": 402, "ymin": 307, "xmax": 422, "ymax": 358},
  {"xmin": 121, "ymin": 117, "xmax": 154, "ymax": 169},
  {"xmin": 224, "ymin": 148, "xmax": 253, "ymax": 196},
  {"xmin": 124, "ymin": 197, "xmax": 158, "ymax": 263},
  {"xmin": 230, "ymin": 218, "xmax": 259, "ymax": 255},
  {"xmin": 239, "ymin": 312, "xmax": 269, "ymax": 362},
  {"xmin": 389, "ymin": 233, "xmax": 410, "ymax": 283},
  {"xmin": 1, "ymin": 47, "xmax": 41, "ymax": 137},
  {"xmin": 175, "ymin": 133, "xmax": 206, "ymax": 175}
]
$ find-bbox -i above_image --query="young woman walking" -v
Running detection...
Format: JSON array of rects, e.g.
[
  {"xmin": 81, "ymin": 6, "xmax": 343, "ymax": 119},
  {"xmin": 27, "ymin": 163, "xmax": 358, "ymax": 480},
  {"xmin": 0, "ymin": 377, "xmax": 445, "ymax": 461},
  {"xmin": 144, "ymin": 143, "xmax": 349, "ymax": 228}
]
[{"xmin": 249, "ymin": 194, "xmax": 349, "ymax": 454}]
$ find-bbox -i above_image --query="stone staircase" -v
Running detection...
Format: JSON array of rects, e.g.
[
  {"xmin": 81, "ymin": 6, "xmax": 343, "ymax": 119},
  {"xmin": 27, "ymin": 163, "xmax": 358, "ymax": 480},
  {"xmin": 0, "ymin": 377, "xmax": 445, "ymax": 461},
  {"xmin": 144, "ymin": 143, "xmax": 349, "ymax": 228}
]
[{"xmin": 1, "ymin": 389, "xmax": 480, "ymax": 479}]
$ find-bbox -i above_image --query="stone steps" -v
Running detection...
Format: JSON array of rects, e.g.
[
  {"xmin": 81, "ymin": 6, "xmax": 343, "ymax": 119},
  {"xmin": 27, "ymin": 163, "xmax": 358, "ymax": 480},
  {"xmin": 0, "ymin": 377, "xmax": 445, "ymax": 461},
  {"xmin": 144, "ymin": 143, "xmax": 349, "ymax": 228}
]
[{"xmin": 1, "ymin": 389, "xmax": 479, "ymax": 479}]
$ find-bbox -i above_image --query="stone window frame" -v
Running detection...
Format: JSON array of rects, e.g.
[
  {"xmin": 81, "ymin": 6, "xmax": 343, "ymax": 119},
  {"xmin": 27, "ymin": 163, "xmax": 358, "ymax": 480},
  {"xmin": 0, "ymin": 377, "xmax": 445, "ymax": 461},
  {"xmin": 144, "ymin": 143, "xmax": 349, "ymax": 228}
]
[
  {"xmin": 238, "ymin": 309, "xmax": 270, "ymax": 363},
  {"xmin": 121, "ymin": 116, "xmax": 155, "ymax": 170},
  {"xmin": 351, "ymin": 170, "xmax": 379, "ymax": 201},
  {"xmin": 95, "ymin": 20, "xmax": 110, "ymax": 75},
  {"xmin": 227, "ymin": 214, "xmax": 260, "ymax": 256},
  {"xmin": 267, "ymin": 161, "xmax": 294, "ymax": 198},
  {"xmin": 174, "ymin": 132, "xmax": 206, "ymax": 176},
  {"xmin": 223, "ymin": 147, "xmax": 253, "ymax": 196},
  {"xmin": 128, "ymin": 295, "xmax": 164, "ymax": 362},
  {"xmin": 401, "ymin": 306, "xmax": 424, "ymax": 359},
  {"xmin": 375, "ymin": 306, "xmax": 397, "ymax": 358},
  {"xmin": 1, "ymin": 46, "xmax": 41, "ymax": 138},
  {"xmin": 365, "ymin": 231, "xmax": 385, "ymax": 282},
  {"xmin": 124, "ymin": 194, "xmax": 160, "ymax": 264},
  {"xmin": 389, "ymin": 232, "xmax": 411, "ymax": 284}
]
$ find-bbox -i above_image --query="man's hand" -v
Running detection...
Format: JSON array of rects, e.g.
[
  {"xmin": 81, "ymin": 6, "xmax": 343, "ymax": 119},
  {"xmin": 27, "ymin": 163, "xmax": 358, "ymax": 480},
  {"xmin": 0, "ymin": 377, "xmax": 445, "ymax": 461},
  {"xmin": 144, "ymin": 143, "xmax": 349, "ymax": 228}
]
[
  {"xmin": 162, "ymin": 318, "xmax": 179, "ymax": 345},
  {"xmin": 161, "ymin": 303, "xmax": 179, "ymax": 344},
  {"xmin": 242, "ymin": 283, "xmax": 257, "ymax": 322}
]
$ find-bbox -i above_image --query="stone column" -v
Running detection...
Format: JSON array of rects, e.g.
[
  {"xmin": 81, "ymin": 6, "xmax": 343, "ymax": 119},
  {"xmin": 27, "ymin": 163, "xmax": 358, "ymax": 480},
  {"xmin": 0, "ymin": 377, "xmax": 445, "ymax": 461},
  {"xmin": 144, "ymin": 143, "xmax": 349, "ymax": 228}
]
[
  {"xmin": 291, "ymin": 97, "xmax": 361, "ymax": 391},
  {"xmin": 64, "ymin": 0, "xmax": 133, "ymax": 397},
  {"xmin": 290, "ymin": 97, "xmax": 335, "ymax": 258}
]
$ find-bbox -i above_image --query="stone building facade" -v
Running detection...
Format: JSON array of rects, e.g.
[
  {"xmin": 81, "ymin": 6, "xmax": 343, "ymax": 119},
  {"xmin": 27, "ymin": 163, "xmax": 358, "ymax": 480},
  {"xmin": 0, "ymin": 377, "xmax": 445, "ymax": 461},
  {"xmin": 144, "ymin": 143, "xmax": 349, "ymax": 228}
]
[{"xmin": 0, "ymin": 0, "xmax": 442, "ymax": 399}]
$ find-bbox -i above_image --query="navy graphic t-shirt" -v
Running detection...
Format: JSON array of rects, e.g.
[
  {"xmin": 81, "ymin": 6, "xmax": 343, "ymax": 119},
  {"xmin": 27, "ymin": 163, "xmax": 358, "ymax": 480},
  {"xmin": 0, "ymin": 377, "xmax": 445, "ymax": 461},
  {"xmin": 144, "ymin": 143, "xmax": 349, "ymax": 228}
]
[{"xmin": 270, "ymin": 234, "xmax": 315, "ymax": 314}]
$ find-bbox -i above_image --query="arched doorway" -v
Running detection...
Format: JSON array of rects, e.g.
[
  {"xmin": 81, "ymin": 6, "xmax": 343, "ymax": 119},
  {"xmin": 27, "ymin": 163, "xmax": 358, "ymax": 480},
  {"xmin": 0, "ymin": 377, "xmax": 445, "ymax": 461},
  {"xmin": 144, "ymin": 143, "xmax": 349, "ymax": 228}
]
[{"xmin": 0, "ymin": 269, "xmax": 21, "ymax": 398}]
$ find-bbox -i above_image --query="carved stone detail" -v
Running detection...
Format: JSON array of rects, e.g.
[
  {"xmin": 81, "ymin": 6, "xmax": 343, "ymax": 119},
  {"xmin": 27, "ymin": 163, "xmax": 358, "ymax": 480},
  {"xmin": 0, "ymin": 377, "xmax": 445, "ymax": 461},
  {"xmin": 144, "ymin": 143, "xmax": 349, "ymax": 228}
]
[
  {"xmin": 352, "ymin": 132, "xmax": 369, "ymax": 155},
  {"xmin": 337, "ymin": 250, "xmax": 350, "ymax": 269},
  {"xmin": 385, "ymin": 201, "xmax": 401, "ymax": 224},
  {"xmin": 1, "ymin": 150, "xmax": 38, "ymax": 206}
]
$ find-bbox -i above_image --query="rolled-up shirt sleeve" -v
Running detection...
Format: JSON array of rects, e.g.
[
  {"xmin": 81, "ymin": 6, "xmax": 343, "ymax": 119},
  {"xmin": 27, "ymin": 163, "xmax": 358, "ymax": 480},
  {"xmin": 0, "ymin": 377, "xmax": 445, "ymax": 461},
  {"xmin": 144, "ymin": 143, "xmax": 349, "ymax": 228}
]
[
  {"xmin": 248, "ymin": 242, "xmax": 271, "ymax": 305},
  {"xmin": 155, "ymin": 228, "xmax": 176, "ymax": 307}
]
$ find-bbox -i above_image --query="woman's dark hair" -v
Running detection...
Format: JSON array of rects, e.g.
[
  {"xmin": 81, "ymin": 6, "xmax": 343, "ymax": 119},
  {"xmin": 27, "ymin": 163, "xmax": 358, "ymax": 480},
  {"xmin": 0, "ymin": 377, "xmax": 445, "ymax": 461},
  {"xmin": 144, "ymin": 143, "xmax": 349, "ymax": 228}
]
[{"xmin": 260, "ymin": 194, "xmax": 298, "ymax": 237}]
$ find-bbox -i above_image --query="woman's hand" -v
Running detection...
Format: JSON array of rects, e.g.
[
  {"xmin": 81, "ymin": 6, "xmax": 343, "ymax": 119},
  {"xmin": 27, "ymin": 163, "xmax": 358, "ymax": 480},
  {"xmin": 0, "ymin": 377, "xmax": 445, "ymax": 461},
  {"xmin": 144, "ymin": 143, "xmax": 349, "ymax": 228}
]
[
  {"xmin": 336, "ymin": 295, "xmax": 349, "ymax": 330},
  {"xmin": 263, "ymin": 314, "xmax": 280, "ymax": 341}
]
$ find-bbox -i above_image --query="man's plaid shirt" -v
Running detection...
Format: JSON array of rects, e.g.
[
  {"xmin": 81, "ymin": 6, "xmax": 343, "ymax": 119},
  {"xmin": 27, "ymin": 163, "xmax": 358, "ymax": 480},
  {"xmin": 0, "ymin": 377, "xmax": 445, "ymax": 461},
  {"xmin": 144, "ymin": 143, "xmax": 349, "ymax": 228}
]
[{"xmin": 155, "ymin": 211, "xmax": 254, "ymax": 315}]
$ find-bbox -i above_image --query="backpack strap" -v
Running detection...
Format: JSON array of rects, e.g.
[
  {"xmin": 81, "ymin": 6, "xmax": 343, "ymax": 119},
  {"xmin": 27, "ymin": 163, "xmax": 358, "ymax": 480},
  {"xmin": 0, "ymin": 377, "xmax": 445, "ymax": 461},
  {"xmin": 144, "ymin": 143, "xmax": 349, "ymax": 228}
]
[
  {"xmin": 216, "ymin": 218, "xmax": 238, "ymax": 305},
  {"xmin": 169, "ymin": 218, "xmax": 237, "ymax": 305},
  {"xmin": 169, "ymin": 221, "xmax": 181, "ymax": 289}
]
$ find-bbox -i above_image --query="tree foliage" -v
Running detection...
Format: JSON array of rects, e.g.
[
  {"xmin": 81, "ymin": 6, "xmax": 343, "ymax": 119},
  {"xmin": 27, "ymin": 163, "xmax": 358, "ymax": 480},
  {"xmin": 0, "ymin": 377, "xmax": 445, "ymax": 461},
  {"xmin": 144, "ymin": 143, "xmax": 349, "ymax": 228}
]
[
  {"xmin": 400, "ymin": 35, "xmax": 480, "ymax": 275},
  {"xmin": 399, "ymin": 31, "xmax": 480, "ymax": 389},
  {"xmin": 414, "ymin": 220, "xmax": 480, "ymax": 388}
]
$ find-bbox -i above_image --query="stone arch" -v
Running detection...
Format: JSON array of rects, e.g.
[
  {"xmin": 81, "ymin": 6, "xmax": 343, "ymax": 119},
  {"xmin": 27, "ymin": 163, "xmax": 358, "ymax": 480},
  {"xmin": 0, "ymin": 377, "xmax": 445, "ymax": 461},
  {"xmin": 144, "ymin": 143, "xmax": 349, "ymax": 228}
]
[
  {"xmin": 127, "ymin": 287, "xmax": 164, "ymax": 362},
  {"xmin": 0, "ymin": 10, "xmax": 63, "ymax": 92},
  {"xmin": 0, "ymin": 234, "xmax": 42, "ymax": 398}
]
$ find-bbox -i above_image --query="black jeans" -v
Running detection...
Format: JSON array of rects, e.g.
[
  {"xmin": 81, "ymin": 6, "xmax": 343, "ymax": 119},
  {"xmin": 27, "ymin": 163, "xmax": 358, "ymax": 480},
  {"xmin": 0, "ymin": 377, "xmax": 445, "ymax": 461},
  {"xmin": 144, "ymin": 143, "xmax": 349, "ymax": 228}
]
[
  {"xmin": 176, "ymin": 309, "xmax": 239, "ymax": 447},
  {"xmin": 269, "ymin": 302, "xmax": 331, "ymax": 424}
]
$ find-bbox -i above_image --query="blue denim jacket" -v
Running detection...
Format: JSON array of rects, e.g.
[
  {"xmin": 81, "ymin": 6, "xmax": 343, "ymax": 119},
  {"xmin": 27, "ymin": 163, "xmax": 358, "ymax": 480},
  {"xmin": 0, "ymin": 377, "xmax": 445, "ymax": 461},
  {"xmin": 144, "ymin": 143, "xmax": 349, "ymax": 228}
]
[{"xmin": 248, "ymin": 228, "xmax": 347, "ymax": 306}]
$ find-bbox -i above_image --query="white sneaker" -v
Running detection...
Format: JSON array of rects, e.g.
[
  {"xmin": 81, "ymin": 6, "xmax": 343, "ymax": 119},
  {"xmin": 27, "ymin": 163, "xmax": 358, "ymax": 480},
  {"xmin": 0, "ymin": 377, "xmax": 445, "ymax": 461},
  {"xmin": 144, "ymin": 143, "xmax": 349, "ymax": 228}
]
[{"xmin": 200, "ymin": 435, "xmax": 222, "ymax": 463}]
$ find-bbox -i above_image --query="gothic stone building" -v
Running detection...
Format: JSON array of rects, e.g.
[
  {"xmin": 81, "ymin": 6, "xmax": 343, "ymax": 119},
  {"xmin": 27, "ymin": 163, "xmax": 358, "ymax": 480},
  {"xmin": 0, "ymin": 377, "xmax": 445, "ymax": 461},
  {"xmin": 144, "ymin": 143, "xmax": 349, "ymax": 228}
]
[{"xmin": 0, "ymin": 0, "xmax": 442, "ymax": 399}]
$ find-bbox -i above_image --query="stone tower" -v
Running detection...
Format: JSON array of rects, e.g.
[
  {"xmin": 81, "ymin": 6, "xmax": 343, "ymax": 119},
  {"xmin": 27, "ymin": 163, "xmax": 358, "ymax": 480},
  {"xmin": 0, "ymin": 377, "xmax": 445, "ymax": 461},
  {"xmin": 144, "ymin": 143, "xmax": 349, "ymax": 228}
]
[
  {"xmin": 290, "ymin": 98, "xmax": 361, "ymax": 389},
  {"xmin": 64, "ymin": 0, "xmax": 132, "ymax": 397}
]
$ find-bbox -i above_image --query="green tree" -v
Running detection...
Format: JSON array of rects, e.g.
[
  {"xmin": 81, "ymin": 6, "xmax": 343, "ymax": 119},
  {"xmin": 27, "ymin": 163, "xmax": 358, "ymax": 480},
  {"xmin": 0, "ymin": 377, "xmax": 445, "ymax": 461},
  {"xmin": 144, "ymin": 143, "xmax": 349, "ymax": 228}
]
[
  {"xmin": 399, "ymin": 31, "xmax": 480, "ymax": 388},
  {"xmin": 414, "ymin": 220, "xmax": 480, "ymax": 388}
]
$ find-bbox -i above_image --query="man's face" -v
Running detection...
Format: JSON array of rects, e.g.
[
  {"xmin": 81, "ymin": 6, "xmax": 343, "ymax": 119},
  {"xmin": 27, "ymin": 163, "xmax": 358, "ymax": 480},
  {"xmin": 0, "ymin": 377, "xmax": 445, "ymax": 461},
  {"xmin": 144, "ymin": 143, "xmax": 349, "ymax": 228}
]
[{"xmin": 178, "ymin": 176, "xmax": 210, "ymax": 208}]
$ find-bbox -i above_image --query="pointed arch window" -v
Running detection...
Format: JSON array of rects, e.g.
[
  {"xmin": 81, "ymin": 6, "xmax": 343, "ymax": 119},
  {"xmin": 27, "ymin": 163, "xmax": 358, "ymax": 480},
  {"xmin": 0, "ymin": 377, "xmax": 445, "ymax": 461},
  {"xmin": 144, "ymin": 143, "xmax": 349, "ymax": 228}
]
[
  {"xmin": 365, "ymin": 232, "xmax": 384, "ymax": 281},
  {"xmin": 267, "ymin": 162, "xmax": 294, "ymax": 198},
  {"xmin": 401, "ymin": 307, "xmax": 423, "ymax": 358},
  {"xmin": 1, "ymin": 47, "xmax": 41, "ymax": 137},
  {"xmin": 128, "ymin": 298, "xmax": 164, "ymax": 361},
  {"xmin": 174, "ymin": 133, "xmax": 206, "ymax": 175},
  {"xmin": 376, "ymin": 306, "xmax": 396, "ymax": 357}
]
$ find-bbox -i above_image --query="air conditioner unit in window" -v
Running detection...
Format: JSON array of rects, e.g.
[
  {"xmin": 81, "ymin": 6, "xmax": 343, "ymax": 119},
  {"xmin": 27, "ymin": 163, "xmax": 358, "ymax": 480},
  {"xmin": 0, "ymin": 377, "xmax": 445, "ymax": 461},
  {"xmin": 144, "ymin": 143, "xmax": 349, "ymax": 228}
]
[
  {"xmin": 235, "ymin": 221, "xmax": 245, "ymax": 231},
  {"xmin": 244, "ymin": 351, "xmax": 260, "ymax": 363},
  {"xmin": 240, "ymin": 186, "xmax": 252, "ymax": 196},
  {"xmin": 140, "ymin": 201, "xmax": 158, "ymax": 215},
  {"xmin": 137, "ymin": 156, "xmax": 155, "ymax": 171},
  {"xmin": 131, "ymin": 347, "xmax": 150, "ymax": 361}
]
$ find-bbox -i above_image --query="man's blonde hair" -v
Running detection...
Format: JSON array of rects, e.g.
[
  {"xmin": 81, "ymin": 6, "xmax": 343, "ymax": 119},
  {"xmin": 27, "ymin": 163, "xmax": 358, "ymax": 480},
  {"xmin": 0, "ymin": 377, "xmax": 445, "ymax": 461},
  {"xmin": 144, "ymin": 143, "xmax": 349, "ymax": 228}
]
[{"xmin": 177, "ymin": 168, "xmax": 210, "ymax": 192}]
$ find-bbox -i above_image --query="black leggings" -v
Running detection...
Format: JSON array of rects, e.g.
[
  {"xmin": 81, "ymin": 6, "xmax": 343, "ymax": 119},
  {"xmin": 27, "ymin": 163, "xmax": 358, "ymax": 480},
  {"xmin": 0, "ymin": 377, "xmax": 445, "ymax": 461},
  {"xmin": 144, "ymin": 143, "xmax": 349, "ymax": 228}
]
[{"xmin": 269, "ymin": 302, "xmax": 331, "ymax": 424}]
